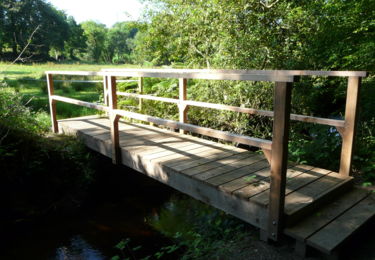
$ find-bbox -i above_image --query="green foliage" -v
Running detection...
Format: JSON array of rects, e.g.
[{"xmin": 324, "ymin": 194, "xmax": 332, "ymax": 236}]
[
  {"xmin": 0, "ymin": 0, "xmax": 70, "ymax": 60},
  {"xmin": 149, "ymin": 196, "xmax": 249, "ymax": 259},
  {"xmin": 0, "ymin": 89, "xmax": 94, "ymax": 221}
]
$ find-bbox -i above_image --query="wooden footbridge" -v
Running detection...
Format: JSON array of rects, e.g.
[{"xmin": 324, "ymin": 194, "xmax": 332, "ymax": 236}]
[{"xmin": 45, "ymin": 69, "xmax": 374, "ymax": 258}]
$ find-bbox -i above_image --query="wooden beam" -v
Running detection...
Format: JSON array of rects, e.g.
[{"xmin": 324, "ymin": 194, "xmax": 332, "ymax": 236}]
[
  {"xmin": 101, "ymin": 69, "xmax": 296, "ymax": 82},
  {"xmin": 101, "ymin": 68, "xmax": 368, "ymax": 78},
  {"xmin": 51, "ymin": 95, "xmax": 109, "ymax": 112},
  {"xmin": 138, "ymin": 77, "xmax": 144, "ymax": 111},
  {"xmin": 108, "ymin": 76, "xmax": 121, "ymax": 164},
  {"xmin": 267, "ymin": 81, "xmax": 292, "ymax": 241},
  {"xmin": 117, "ymin": 92, "xmax": 179, "ymax": 104},
  {"xmin": 45, "ymin": 71, "xmax": 105, "ymax": 76},
  {"xmin": 339, "ymin": 76, "xmax": 361, "ymax": 176},
  {"xmin": 113, "ymin": 109, "xmax": 272, "ymax": 150},
  {"xmin": 103, "ymin": 75, "xmax": 109, "ymax": 106},
  {"xmin": 46, "ymin": 73, "xmax": 58, "ymax": 133},
  {"xmin": 179, "ymin": 78, "xmax": 188, "ymax": 134},
  {"xmin": 115, "ymin": 93, "xmax": 344, "ymax": 127}
]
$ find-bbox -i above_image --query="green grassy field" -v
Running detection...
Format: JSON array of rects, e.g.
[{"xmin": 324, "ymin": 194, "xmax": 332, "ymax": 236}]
[{"xmin": 0, "ymin": 62, "xmax": 140, "ymax": 119}]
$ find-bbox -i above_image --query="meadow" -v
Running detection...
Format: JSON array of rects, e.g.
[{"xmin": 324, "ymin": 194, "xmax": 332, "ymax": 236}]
[{"xmin": 0, "ymin": 62, "xmax": 139, "ymax": 119}]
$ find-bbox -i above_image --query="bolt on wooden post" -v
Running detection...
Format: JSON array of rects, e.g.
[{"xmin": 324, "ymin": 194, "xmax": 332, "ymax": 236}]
[
  {"xmin": 179, "ymin": 78, "xmax": 188, "ymax": 134},
  {"xmin": 267, "ymin": 81, "xmax": 292, "ymax": 241},
  {"xmin": 46, "ymin": 73, "xmax": 58, "ymax": 133},
  {"xmin": 108, "ymin": 75, "xmax": 121, "ymax": 164},
  {"xmin": 339, "ymin": 76, "xmax": 361, "ymax": 176}
]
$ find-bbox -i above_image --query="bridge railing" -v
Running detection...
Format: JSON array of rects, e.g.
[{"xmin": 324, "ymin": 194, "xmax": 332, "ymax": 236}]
[{"xmin": 45, "ymin": 68, "xmax": 367, "ymax": 241}]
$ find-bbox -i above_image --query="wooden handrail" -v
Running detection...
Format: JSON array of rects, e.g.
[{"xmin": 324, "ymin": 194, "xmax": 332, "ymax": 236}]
[
  {"xmin": 51, "ymin": 95, "xmax": 109, "ymax": 112},
  {"xmin": 113, "ymin": 109, "xmax": 272, "ymax": 150},
  {"xmin": 101, "ymin": 68, "xmax": 368, "ymax": 77},
  {"xmin": 45, "ymin": 68, "xmax": 367, "ymax": 243},
  {"xmin": 116, "ymin": 91, "xmax": 345, "ymax": 127}
]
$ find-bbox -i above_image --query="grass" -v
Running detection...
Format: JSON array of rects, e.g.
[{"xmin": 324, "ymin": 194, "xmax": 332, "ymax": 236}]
[
  {"xmin": 0, "ymin": 62, "xmax": 140, "ymax": 80},
  {"xmin": 0, "ymin": 62, "xmax": 141, "ymax": 119}
]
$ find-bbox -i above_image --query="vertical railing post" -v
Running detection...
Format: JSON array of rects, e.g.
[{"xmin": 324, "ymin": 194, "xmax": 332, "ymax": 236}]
[
  {"xmin": 108, "ymin": 75, "xmax": 121, "ymax": 164},
  {"xmin": 46, "ymin": 73, "xmax": 58, "ymax": 133},
  {"xmin": 103, "ymin": 75, "xmax": 109, "ymax": 106},
  {"xmin": 179, "ymin": 78, "xmax": 188, "ymax": 134},
  {"xmin": 138, "ymin": 77, "xmax": 144, "ymax": 111},
  {"xmin": 267, "ymin": 81, "xmax": 292, "ymax": 241},
  {"xmin": 339, "ymin": 76, "xmax": 361, "ymax": 176}
]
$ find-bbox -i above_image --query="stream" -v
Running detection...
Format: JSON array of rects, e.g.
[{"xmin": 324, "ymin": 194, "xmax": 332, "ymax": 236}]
[{"xmin": 0, "ymin": 163, "xmax": 180, "ymax": 260}]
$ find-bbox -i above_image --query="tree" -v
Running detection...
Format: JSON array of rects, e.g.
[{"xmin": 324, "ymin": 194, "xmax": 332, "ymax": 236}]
[
  {"xmin": 64, "ymin": 16, "xmax": 87, "ymax": 60},
  {"xmin": 81, "ymin": 21, "xmax": 107, "ymax": 62},
  {"xmin": 104, "ymin": 21, "xmax": 139, "ymax": 63},
  {"xmin": 0, "ymin": 0, "xmax": 70, "ymax": 61}
]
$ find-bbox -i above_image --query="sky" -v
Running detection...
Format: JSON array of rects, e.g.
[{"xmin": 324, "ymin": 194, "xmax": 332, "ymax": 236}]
[{"xmin": 47, "ymin": 0, "xmax": 145, "ymax": 28}]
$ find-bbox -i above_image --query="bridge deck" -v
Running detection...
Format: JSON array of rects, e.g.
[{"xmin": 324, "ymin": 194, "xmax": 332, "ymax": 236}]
[{"xmin": 59, "ymin": 116, "xmax": 353, "ymax": 232}]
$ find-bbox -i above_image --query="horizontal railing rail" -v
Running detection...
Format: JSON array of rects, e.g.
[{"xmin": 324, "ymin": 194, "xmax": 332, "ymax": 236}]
[
  {"xmin": 46, "ymin": 68, "xmax": 367, "ymax": 242},
  {"xmin": 116, "ymin": 91, "xmax": 345, "ymax": 128}
]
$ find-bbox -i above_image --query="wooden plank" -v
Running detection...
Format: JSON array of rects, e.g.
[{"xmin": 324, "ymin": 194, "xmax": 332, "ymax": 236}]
[
  {"xmin": 114, "ymin": 94, "xmax": 344, "ymax": 127},
  {"xmin": 165, "ymin": 147, "xmax": 242, "ymax": 172},
  {"xmin": 46, "ymin": 74, "xmax": 58, "ymax": 133},
  {"xmin": 152, "ymin": 147, "xmax": 234, "ymax": 165},
  {"xmin": 52, "ymin": 95, "xmax": 109, "ymax": 112},
  {"xmin": 339, "ymin": 76, "xmax": 361, "ymax": 176},
  {"xmin": 46, "ymin": 71, "xmax": 105, "ymax": 76},
  {"xmin": 306, "ymin": 194, "xmax": 375, "ymax": 254},
  {"xmin": 142, "ymin": 142, "xmax": 207, "ymax": 161},
  {"xmin": 113, "ymin": 109, "xmax": 272, "ymax": 150},
  {"xmin": 251, "ymin": 167, "xmax": 332, "ymax": 206},
  {"xmin": 284, "ymin": 188, "xmax": 370, "ymax": 241},
  {"xmin": 118, "ymin": 146, "xmax": 269, "ymax": 230},
  {"xmin": 233, "ymin": 165, "xmax": 314, "ymax": 200},
  {"xmin": 219, "ymin": 167, "xmax": 271, "ymax": 193},
  {"xmin": 184, "ymin": 100, "xmax": 344, "ymax": 127},
  {"xmin": 182, "ymin": 152, "xmax": 260, "ymax": 179},
  {"xmin": 179, "ymin": 151, "xmax": 253, "ymax": 176},
  {"xmin": 267, "ymin": 81, "xmax": 292, "ymax": 241},
  {"xmin": 193, "ymin": 154, "xmax": 269, "ymax": 181},
  {"xmin": 206, "ymin": 159, "xmax": 269, "ymax": 186},
  {"xmin": 102, "ymin": 69, "xmax": 296, "ymax": 82},
  {"xmin": 284, "ymin": 174, "xmax": 353, "ymax": 216},
  {"xmin": 122, "ymin": 136, "xmax": 189, "ymax": 154},
  {"xmin": 101, "ymin": 68, "xmax": 368, "ymax": 78},
  {"xmin": 117, "ymin": 92, "xmax": 179, "ymax": 104}
]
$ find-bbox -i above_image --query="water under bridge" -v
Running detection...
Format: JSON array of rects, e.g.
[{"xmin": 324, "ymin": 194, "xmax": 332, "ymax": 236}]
[{"xmin": 45, "ymin": 68, "xmax": 374, "ymax": 258}]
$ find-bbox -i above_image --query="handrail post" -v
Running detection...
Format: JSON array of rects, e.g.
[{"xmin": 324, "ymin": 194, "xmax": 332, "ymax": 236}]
[
  {"xmin": 46, "ymin": 73, "xmax": 58, "ymax": 133},
  {"xmin": 138, "ymin": 77, "xmax": 144, "ymax": 111},
  {"xmin": 179, "ymin": 78, "xmax": 188, "ymax": 134},
  {"xmin": 267, "ymin": 81, "xmax": 292, "ymax": 241},
  {"xmin": 339, "ymin": 76, "xmax": 361, "ymax": 176},
  {"xmin": 108, "ymin": 75, "xmax": 121, "ymax": 164},
  {"xmin": 103, "ymin": 75, "xmax": 109, "ymax": 106}
]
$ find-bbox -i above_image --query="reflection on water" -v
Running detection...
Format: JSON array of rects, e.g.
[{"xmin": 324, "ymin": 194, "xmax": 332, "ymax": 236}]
[
  {"xmin": 0, "ymin": 167, "xmax": 178, "ymax": 260},
  {"xmin": 56, "ymin": 235, "xmax": 105, "ymax": 260}
]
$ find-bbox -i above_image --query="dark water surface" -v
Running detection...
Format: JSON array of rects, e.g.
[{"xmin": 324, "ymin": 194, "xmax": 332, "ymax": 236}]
[{"xmin": 0, "ymin": 163, "xmax": 179, "ymax": 260}]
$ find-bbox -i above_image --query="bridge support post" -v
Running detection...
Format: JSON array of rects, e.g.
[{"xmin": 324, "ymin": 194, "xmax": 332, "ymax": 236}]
[
  {"xmin": 46, "ymin": 73, "xmax": 58, "ymax": 133},
  {"xmin": 108, "ymin": 75, "xmax": 121, "ymax": 164},
  {"xmin": 339, "ymin": 76, "xmax": 361, "ymax": 176},
  {"xmin": 267, "ymin": 81, "xmax": 292, "ymax": 241}
]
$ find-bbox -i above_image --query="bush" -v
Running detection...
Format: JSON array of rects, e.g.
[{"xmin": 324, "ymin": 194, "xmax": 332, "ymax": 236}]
[{"xmin": 0, "ymin": 89, "xmax": 94, "ymax": 222}]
